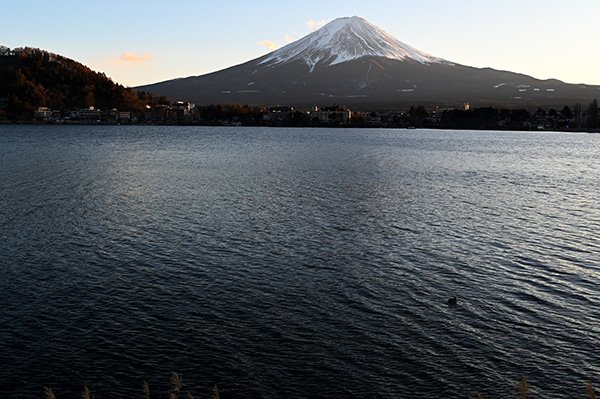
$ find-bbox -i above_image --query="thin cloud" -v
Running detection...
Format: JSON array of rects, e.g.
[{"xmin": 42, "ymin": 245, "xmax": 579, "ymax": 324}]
[
  {"xmin": 307, "ymin": 19, "xmax": 327, "ymax": 32},
  {"xmin": 118, "ymin": 52, "xmax": 153, "ymax": 64},
  {"xmin": 257, "ymin": 40, "xmax": 278, "ymax": 51},
  {"xmin": 257, "ymin": 19, "xmax": 325, "ymax": 52}
]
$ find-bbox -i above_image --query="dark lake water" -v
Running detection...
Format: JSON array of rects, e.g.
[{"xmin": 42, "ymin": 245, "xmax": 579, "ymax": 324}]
[{"xmin": 1, "ymin": 125, "xmax": 599, "ymax": 398}]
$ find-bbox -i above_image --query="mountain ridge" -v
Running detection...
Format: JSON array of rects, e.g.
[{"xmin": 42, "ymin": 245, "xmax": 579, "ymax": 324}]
[{"xmin": 136, "ymin": 16, "xmax": 600, "ymax": 109}]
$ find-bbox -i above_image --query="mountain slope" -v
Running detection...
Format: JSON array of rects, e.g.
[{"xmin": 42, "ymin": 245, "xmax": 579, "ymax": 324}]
[{"xmin": 137, "ymin": 17, "xmax": 600, "ymax": 109}]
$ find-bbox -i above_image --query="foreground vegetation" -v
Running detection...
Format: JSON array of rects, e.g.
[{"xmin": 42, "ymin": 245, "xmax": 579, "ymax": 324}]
[
  {"xmin": 40, "ymin": 374, "xmax": 596, "ymax": 398},
  {"xmin": 43, "ymin": 373, "xmax": 219, "ymax": 399},
  {"xmin": 474, "ymin": 378, "xmax": 597, "ymax": 399}
]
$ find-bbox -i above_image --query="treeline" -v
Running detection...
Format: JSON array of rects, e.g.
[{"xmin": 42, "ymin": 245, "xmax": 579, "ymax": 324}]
[
  {"xmin": 194, "ymin": 104, "xmax": 349, "ymax": 126},
  {"xmin": 198, "ymin": 104, "xmax": 265, "ymax": 124},
  {"xmin": 438, "ymin": 101, "xmax": 599, "ymax": 131},
  {"xmin": 0, "ymin": 47, "xmax": 168, "ymax": 119},
  {"xmin": 147, "ymin": 102, "xmax": 600, "ymax": 130}
]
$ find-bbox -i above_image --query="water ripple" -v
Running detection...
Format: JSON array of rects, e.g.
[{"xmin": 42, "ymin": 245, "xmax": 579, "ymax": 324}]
[{"xmin": 1, "ymin": 126, "xmax": 599, "ymax": 398}]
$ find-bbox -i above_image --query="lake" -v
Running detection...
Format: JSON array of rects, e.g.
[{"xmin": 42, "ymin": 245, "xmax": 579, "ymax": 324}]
[{"xmin": 1, "ymin": 125, "xmax": 599, "ymax": 398}]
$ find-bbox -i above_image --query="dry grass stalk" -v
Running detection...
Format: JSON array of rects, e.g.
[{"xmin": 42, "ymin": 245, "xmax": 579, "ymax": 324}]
[
  {"xmin": 169, "ymin": 372, "xmax": 183, "ymax": 399},
  {"xmin": 44, "ymin": 387, "xmax": 57, "ymax": 399},
  {"xmin": 33, "ymin": 376, "xmax": 597, "ymax": 399},
  {"xmin": 587, "ymin": 382, "xmax": 597, "ymax": 399},
  {"xmin": 142, "ymin": 381, "xmax": 150, "ymax": 399},
  {"xmin": 516, "ymin": 377, "xmax": 530, "ymax": 399},
  {"xmin": 210, "ymin": 385, "xmax": 220, "ymax": 399},
  {"xmin": 82, "ymin": 385, "xmax": 94, "ymax": 399}
]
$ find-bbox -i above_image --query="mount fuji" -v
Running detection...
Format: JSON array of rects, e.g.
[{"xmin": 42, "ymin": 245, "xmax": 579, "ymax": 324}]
[
  {"xmin": 137, "ymin": 16, "xmax": 599, "ymax": 109},
  {"xmin": 259, "ymin": 16, "xmax": 448, "ymax": 71}
]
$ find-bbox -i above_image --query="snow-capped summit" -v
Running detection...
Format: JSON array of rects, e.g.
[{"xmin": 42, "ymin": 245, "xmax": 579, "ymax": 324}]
[{"xmin": 261, "ymin": 16, "xmax": 446, "ymax": 71}]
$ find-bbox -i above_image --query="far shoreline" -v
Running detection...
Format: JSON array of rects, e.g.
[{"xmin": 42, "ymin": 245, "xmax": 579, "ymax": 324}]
[{"xmin": 1, "ymin": 120, "xmax": 599, "ymax": 134}]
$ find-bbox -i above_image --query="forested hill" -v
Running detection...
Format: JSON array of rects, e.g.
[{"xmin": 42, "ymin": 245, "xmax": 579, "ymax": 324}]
[{"xmin": 0, "ymin": 46, "xmax": 166, "ymax": 118}]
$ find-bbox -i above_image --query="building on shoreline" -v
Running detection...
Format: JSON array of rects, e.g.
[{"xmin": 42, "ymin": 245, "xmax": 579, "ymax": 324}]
[{"xmin": 18, "ymin": 99, "xmax": 600, "ymax": 131}]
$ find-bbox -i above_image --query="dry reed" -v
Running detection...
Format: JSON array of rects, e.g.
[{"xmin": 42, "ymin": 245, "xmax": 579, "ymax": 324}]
[
  {"xmin": 587, "ymin": 382, "xmax": 598, "ymax": 399},
  {"xmin": 40, "ymin": 375, "xmax": 594, "ymax": 398},
  {"xmin": 82, "ymin": 385, "xmax": 94, "ymax": 399},
  {"xmin": 169, "ymin": 372, "xmax": 183, "ymax": 399},
  {"xmin": 516, "ymin": 377, "xmax": 530, "ymax": 399},
  {"xmin": 142, "ymin": 381, "xmax": 150, "ymax": 399},
  {"xmin": 43, "ymin": 387, "xmax": 56, "ymax": 399}
]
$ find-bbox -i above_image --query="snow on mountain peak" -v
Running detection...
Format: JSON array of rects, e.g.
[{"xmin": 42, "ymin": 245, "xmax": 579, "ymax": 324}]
[{"xmin": 260, "ymin": 16, "xmax": 446, "ymax": 71}]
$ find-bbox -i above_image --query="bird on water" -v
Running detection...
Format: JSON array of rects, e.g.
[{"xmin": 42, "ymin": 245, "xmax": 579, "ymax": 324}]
[{"xmin": 447, "ymin": 296, "xmax": 458, "ymax": 306}]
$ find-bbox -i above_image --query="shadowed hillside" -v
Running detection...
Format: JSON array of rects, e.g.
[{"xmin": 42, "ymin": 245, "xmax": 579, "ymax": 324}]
[{"xmin": 0, "ymin": 47, "xmax": 167, "ymax": 119}]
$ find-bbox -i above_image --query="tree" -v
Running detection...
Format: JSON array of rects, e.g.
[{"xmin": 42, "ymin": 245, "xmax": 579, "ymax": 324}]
[
  {"xmin": 408, "ymin": 105, "xmax": 429, "ymax": 118},
  {"xmin": 572, "ymin": 103, "xmax": 583, "ymax": 128},
  {"xmin": 560, "ymin": 105, "xmax": 572, "ymax": 120},
  {"xmin": 586, "ymin": 98, "xmax": 598, "ymax": 129}
]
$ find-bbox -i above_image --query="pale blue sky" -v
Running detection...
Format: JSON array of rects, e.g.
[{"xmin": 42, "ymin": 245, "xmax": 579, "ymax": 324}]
[{"xmin": 2, "ymin": 0, "xmax": 599, "ymax": 87}]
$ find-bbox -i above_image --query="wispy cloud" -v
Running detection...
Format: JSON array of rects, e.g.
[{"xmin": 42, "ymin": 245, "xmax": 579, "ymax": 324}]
[
  {"xmin": 118, "ymin": 52, "xmax": 153, "ymax": 64},
  {"xmin": 307, "ymin": 19, "xmax": 327, "ymax": 32},
  {"xmin": 257, "ymin": 40, "xmax": 279, "ymax": 51},
  {"xmin": 257, "ymin": 19, "xmax": 325, "ymax": 52}
]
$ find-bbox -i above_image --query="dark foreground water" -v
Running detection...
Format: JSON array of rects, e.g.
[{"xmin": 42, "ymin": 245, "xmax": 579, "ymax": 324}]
[{"xmin": 1, "ymin": 126, "xmax": 599, "ymax": 398}]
